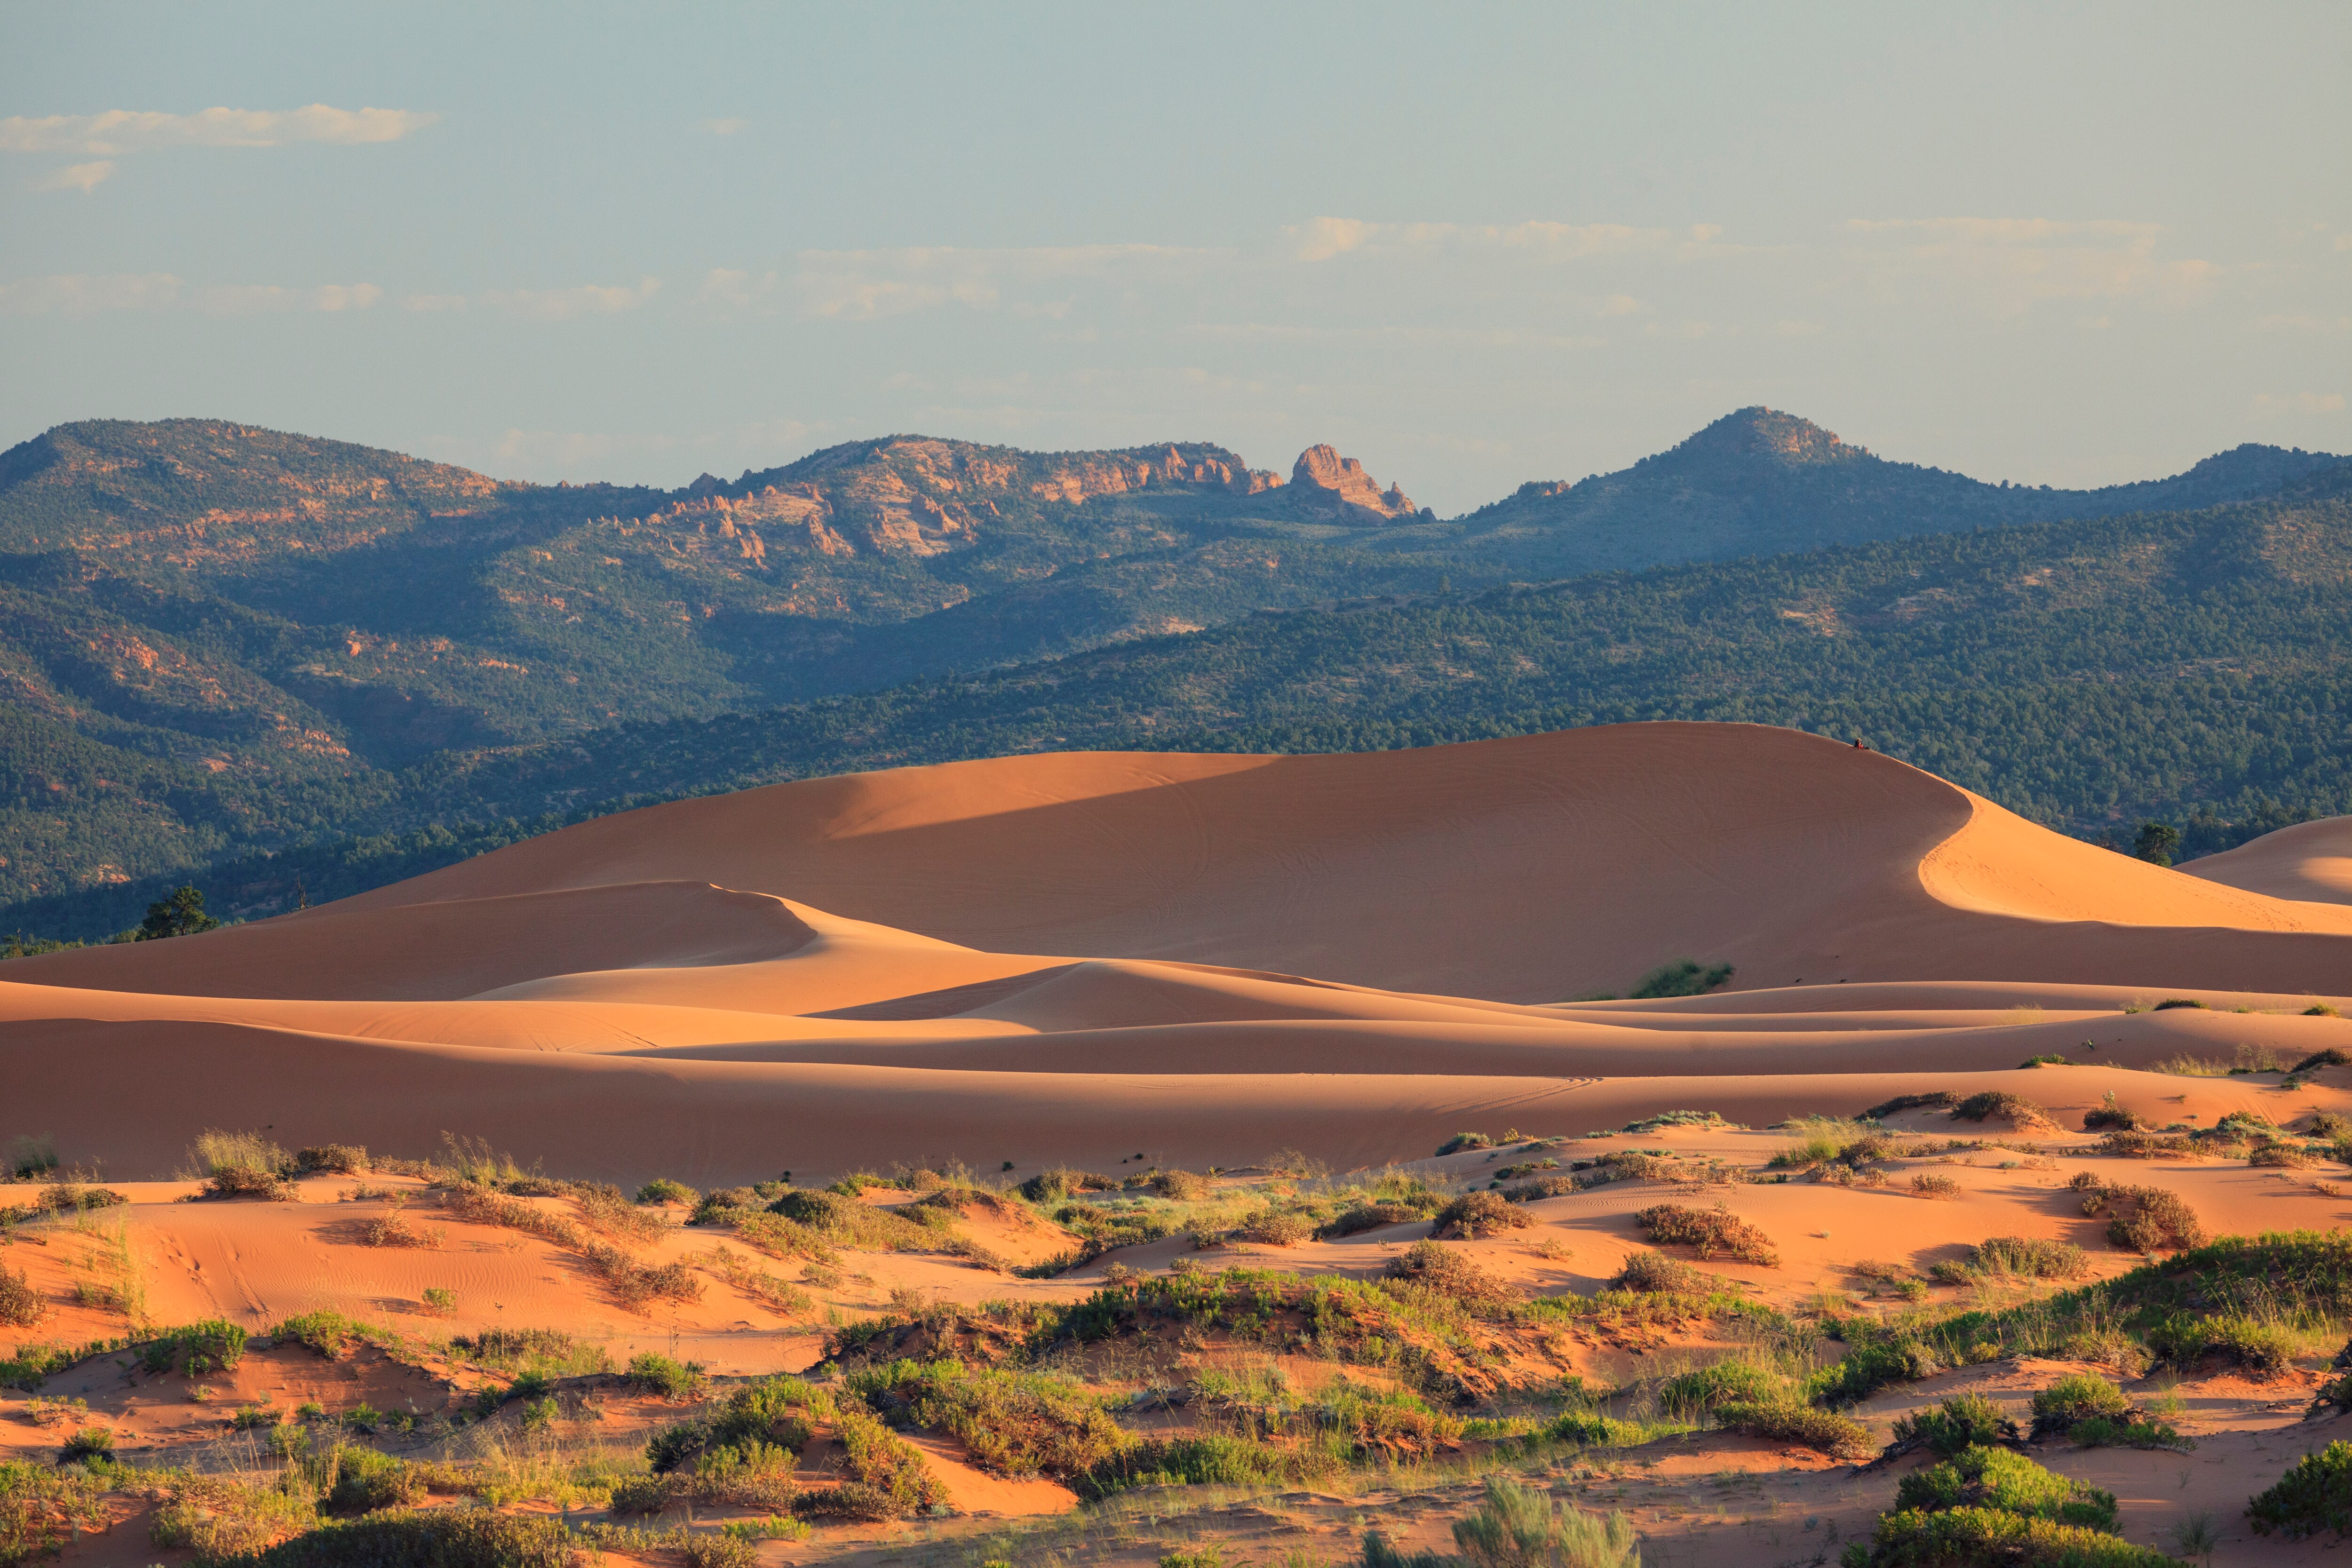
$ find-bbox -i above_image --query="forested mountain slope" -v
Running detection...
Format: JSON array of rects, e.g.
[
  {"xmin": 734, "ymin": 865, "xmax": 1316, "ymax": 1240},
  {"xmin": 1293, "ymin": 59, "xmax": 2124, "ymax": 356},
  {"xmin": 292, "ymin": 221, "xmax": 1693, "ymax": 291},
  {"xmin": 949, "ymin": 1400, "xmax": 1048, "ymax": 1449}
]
[
  {"xmin": 9, "ymin": 460, "xmax": 2351, "ymax": 940},
  {"xmin": 0, "ymin": 412, "xmax": 2340, "ymax": 930}
]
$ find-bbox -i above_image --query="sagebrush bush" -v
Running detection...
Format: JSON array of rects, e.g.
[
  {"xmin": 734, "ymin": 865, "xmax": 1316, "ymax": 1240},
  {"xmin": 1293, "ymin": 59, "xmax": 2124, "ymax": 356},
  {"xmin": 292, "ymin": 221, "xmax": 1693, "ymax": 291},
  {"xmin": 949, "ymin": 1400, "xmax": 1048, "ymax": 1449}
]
[
  {"xmin": 636, "ymin": 1178, "xmax": 698, "ymax": 1206},
  {"xmin": 1974, "ymin": 1235, "xmax": 2088, "ymax": 1279},
  {"xmin": 1632, "ymin": 1202, "xmax": 1778, "ymax": 1264},
  {"xmin": 1911, "ymin": 1172, "xmax": 1962, "ymax": 1198},
  {"xmin": 1611, "ymin": 1250, "xmax": 1706, "ymax": 1293},
  {"xmin": 294, "ymin": 1145, "xmax": 368, "ymax": 1175},
  {"xmin": 1713, "ymin": 1400, "xmax": 1875, "ymax": 1458},
  {"xmin": 0, "ymin": 1265, "xmax": 45, "ymax": 1328},
  {"xmin": 1951, "ymin": 1091, "xmax": 2048, "ymax": 1125},
  {"xmin": 1430, "ymin": 1191, "xmax": 1534, "ymax": 1240},
  {"xmin": 1385, "ymin": 1239, "xmax": 1510, "ymax": 1305}
]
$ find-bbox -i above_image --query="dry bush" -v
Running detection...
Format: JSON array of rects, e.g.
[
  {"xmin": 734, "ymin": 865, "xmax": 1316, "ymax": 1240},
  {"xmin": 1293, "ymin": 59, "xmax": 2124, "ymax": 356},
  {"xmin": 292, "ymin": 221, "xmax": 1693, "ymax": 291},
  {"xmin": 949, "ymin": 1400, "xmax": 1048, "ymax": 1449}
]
[
  {"xmin": 2081, "ymin": 1093, "xmax": 2138, "ymax": 1132},
  {"xmin": 1974, "ymin": 1236, "xmax": 2088, "ymax": 1279},
  {"xmin": 0, "ymin": 1262, "xmax": 47, "ymax": 1327},
  {"xmin": 294, "ymin": 1145, "xmax": 369, "ymax": 1175},
  {"xmin": 1232, "ymin": 1210, "xmax": 1313, "ymax": 1246},
  {"xmin": 1950, "ymin": 1091, "xmax": 2051, "ymax": 1128},
  {"xmin": 1632, "ymin": 1202, "xmax": 1779, "ymax": 1265},
  {"xmin": 1319, "ymin": 1201, "xmax": 1432, "ymax": 1238},
  {"xmin": 1859, "ymin": 1091, "xmax": 1960, "ymax": 1119},
  {"xmin": 1911, "ymin": 1172, "xmax": 1962, "ymax": 1198},
  {"xmin": 2099, "ymin": 1185, "xmax": 2206, "ymax": 1254},
  {"xmin": 1431, "ymin": 1191, "xmax": 1534, "ymax": 1240},
  {"xmin": 1148, "ymin": 1170, "xmax": 1210, "ymax": 1200},
  {"xmin": 1384, "ymin": 1239, "xmax": 1511, "ymax": 1306},
  {"xmin": 360, "ymin": 1214, "xmax": 445, "ymax": 1249},
  {"xmin": 1611, "ymin": 1250, "xmax": 1706, "ymax": 1293}
]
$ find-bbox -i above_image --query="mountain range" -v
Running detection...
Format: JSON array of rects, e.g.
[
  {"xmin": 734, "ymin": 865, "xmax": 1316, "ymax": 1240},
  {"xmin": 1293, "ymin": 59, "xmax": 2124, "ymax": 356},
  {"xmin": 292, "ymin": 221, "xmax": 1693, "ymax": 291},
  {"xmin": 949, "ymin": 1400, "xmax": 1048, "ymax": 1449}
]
[{"xmin": 0, "ymin": 406, "xmax": 2343, "ymax": 933}]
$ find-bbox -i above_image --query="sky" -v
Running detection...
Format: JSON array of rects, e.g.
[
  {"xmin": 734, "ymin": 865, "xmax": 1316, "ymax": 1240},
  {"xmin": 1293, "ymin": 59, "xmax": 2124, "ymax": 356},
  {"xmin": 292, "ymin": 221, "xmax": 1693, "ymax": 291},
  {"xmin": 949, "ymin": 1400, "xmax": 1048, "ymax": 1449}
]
[{"xmin": 2, "ymin": 2, "xmax": 2347, "ymax": 516}]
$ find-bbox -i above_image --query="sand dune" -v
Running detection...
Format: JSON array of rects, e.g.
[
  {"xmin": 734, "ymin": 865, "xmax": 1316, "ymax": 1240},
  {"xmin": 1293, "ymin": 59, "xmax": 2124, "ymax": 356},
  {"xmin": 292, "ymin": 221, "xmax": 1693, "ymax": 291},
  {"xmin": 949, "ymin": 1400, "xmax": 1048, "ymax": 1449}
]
[
  {"xmin": 2185, "ymin": 814, "xmax": 2352, "ymax": 907},
  {"xmin": 6, "ymin": 722, "xmax": 2351, "ymax": 1183}
]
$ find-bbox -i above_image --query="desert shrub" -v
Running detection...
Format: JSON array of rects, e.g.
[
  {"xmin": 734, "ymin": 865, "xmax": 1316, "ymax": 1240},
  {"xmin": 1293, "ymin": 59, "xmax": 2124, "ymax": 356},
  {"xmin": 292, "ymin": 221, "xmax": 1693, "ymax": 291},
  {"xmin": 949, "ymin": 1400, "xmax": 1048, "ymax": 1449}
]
[
  {"xmin": 360, "ymin": 1213, "xmax": 442, "ymax": 1248},
  {"xmin": 57, "ymin": 1426, "xmax": 112, "ymax": 1464},
  {"xmin": 2249, "ymin": 1440, "xmax": 2352, "ymax": 1539},
  {"xmin": 1714, "ymin": 1400, "xmax": 1874, "ymax": 1458},
  {"xmin": 2082, "ymin": 1093, "xmax": 2138, "ymax": 1132},
  {"xmin": 1452, "ymin": 1476, "xmax": 1639, "ymax": 1568},
  {"xmin": 293, "ymin": 1145, "xmax": 368, "ymax": 1175},
  {"xmin": 149, "ymin": 1473, "xmax": 318, "ymax": 1563},
  {"xmin": 1808, "ymin": 1340, "xmax": 1940, "ymax": 1408},
  {"xmin": 2295, "ymin": 1044, "xmax": 2352, "ymax": 1069},
  {"xmin": 1951, "ymin": 1091, "xmax": 2047, "ymax": 1126},
  {"xmin": 1542, "ymin": 1410, "xmax": 1654, "ymax": 1449},
  {"xmin": 0, "ymin": 1459, "xmax": 106, "ymax": 1565},
  {"xmin": 682, "ymin": 1440, "xmax": 798, "ymax": 1511},
  {"xmin": 1235, "ymin": 1210, "xmax": 1313, "ymax": 1246},
  {"xmin": 627, "ymin": 1353, "xmax": 708, "ymax": 1401},
  {"xmin": 1436, "ymin": 1133, "xmax": 1497, "ymax": 1156},
  {"xmin": 1431, "ymin": 1191, "xmax": 1534, "ymax": 1240},
  {"xmin": 1974, "ymin": 1236, "xmax": 2088, "ymax": 1279},
  {"xmin": 188, "ymin": 1128, "xmax": 288, "ymax": 1178},
  {"xmin": 271, "ymin": 1309, "xmax": 373, "ymax": 1360},
  {"xmin": 847, "ymin": 1358, "xmax": 1132, "ymax": 1479},
  {"xmin": 1633, "ymin": 1202, "xmax": 1778, "ymax": 1265},
  {"xmin": 224, "ymin": 1509, "xmax": 581, "ymax": 1568},
  {"xmin": 2067, "ymin": 1415, "xmax": 2190, "ymax": 1451},
  {"xmin": 1659, "ymin": 1360, "xmax": 1783, "ymax": 1418},
  {"xmin": 1611, "ymin": 1250, "xmax": 1705, "ymax": 1293},
  {"xmin": 636, "ymin": 1179, "xmax": 698, "ymax": 1206},
  {"xmin": 1385, "ymin": 1240, "xmax": 1511, "ymax": 1305},
  {"xmin": 205, "ymin": 1165, "xmax": 295, "ymax": 1201},
  {"xmin": 2029, "ymin": 1373, "xmax": 2131, "ymax": 1431},
  {"xmin": 1769, "ymin": 1116, "xmax": 1883, "ymax": 1169},
  {"xmin": 1629, "ymin": 959, "xmax": 1734, "ymax": 999},
  {"xmin": 1859, "ymin": 1092, "xmax": 1959, "ymax": 1119},
  {"xmin": 1910, "ymin": 1172, "xmax": 1961, "ymax": 1198},
  {"xmin": 1017, "ymin": 1168, "xmax": 1117, "ymax": 1202},
  {"xmin": 326, "ymin": 1447, "xmax": 427, "ymax": 1514},
  {"xmin": 1502, "ymin": 1175, "xmax": 1581, "ymax": 1202},
  {"xmin": 142, "ymin": 1319, "xmax": 247, "ymax": 1376},
  {"xmin": 2102, "ymin": 1186, "xmax": 2206, "ymax": 1254},
  {"xmin": 0, "ymin": 1266, "xmax": 44, "ymax": 1329},
  {"xmin": 795, "ymin": 1403, "xmax": 948, "ymax": 1520},
  {"xmin": 1892, "ymin": 1393, "xmax": 2019, "ymax": 1458},
  {"xmin": 1077, "ymin": 1434, "xmax": 1311, "ymax": 1499},
  {"xmin": 2249, "ymin": 1143, "xmax": 2316, "ymax": 1167},
  {"xmin": 1896, "ymin": 1446, "xmax": 2119, "ymax": 1532},
  {"xmin": 2153, "ymin": 998, "xmax": 2208, "ymax": 1011},
  {"xmin": 1851, "ymin": 1505, "xmax": 2169, "ymax": 1566},
  {"xmin": 678, "ymin": 1535, "xmax": 757, "ymax": 1568},
  {"xmin": 606, "ymin": 1474, "xmax": 672, "ymax": 1515},
  {"xmin": 1133, "ymin": 1169, "xmax": 1204, "ymax": 1200},
  {"xmin": 1320, "ymin": 1200, "xmax": 1432, "ymax": 1237}
]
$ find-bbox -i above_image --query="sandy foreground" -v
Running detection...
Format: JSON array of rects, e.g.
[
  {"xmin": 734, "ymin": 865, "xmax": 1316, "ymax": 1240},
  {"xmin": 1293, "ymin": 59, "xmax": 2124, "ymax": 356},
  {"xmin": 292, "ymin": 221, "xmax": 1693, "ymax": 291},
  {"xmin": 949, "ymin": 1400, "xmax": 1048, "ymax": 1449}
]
[{"xmin": 7, "ymin": 720, "xmax": 2352, "ymax": 1566}]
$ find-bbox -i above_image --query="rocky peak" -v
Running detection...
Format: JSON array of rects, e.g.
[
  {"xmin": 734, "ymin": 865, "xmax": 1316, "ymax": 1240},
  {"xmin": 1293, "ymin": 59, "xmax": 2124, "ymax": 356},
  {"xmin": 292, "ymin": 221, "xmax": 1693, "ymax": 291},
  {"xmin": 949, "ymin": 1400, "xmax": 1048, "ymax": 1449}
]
[
  {"xmin": 1673, "ymin": 408, "xmax": 1868, "ymax": 469},
  {"xmin": 1288, "ymin": 445, "xmax": 1417, "ymax": 519}
]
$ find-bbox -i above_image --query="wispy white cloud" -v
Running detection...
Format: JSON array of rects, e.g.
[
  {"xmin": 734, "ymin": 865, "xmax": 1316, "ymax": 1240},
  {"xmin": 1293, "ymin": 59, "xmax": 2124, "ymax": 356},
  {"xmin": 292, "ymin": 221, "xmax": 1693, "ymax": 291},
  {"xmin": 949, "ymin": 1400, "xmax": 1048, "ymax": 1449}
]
[
  {"xmin": 0, "ymin": 104, "xmax": 436, "ymax": 155},
  {"xmin": 702, "ymin": 117, "xmax": 748, "ymax": 136},
  {"xmin": 2253, "ymin": 392, "xmax": 2346, "ymax": 416},
  {"xmin": 197, "ymin": 282, "xmax": 382, "ymax": 315},
  {"xmin": 0, "ymin": 272, "xmax": 180, "ymax": 315},
  {"xmin": 0, "ymin": 273, "xmax": 382, "ymax": 317},
  {"xmin": 1841, "ymin": 217, "xmax": 2220, "ymax": 314},
  {"xmin": 1288, "ymin": 216, "xmax": 1676, "ymax": 263},
  {"xmin": 702, "ymin": 245, "xmax": 1216, "ymax": 322},
  {"xmin": 480, "ymin": 279, "xmax": 662, "ymax": 320},
  {"xmin": 33, "ymin": 159, "xmax": 112, "ymax": 191}
]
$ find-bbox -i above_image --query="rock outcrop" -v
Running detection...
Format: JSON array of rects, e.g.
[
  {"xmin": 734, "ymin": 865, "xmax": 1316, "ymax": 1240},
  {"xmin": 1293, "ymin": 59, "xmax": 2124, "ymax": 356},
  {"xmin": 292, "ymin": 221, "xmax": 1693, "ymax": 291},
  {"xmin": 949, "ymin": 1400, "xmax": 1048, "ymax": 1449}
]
[{"xmin": 1287, "ymin": 445, "xmax": 1417, "ymax": 521}]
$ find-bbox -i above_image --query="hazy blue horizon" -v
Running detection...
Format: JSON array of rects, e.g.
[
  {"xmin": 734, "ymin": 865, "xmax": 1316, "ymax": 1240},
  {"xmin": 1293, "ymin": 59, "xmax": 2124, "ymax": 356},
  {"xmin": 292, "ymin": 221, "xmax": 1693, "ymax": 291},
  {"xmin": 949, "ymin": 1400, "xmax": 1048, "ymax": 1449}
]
[{"xmin": 4, "ymin": 1, "xmax": 2347, "ymax": 513}]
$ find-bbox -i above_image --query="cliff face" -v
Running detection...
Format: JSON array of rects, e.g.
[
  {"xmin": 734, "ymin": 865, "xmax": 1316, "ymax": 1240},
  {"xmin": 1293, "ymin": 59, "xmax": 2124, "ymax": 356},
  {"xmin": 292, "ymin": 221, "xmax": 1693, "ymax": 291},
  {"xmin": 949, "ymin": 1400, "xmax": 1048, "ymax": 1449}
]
[
  {"xmin": 1287, "ymin": 444, "xmax": 1418, "ymax": 521},
  {"xmin": 651, "ymin": 437, "xmax": 1291, "ymax": 559}
]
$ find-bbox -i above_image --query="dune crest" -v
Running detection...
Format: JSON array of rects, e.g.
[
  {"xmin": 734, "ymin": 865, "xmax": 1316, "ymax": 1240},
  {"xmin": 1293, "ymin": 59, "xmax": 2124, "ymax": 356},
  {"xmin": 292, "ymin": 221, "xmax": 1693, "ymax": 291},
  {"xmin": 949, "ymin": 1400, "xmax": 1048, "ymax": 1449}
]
[{"xmin": 8, "ymin": 721, "xmax": 2352, "ymax": 1182}]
